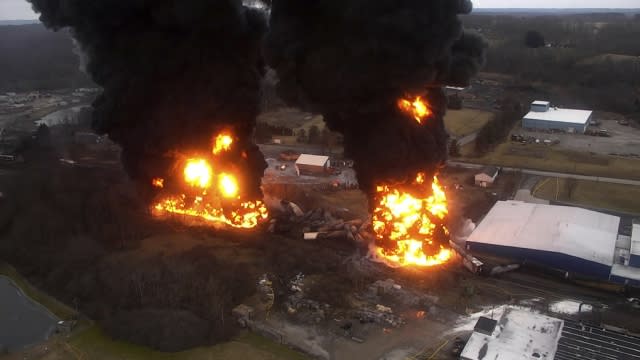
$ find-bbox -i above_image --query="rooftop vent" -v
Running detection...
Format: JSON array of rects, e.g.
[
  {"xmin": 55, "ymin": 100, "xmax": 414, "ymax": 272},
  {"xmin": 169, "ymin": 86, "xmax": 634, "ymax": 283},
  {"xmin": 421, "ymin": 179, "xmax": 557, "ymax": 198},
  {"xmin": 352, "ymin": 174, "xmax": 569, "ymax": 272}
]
[
  {"xmin": 531, "ymin": 101, "xmax": 550, "ymax": 112},
  {"xmin": 474, "ymin": 316, "xmax": 498, "ymax": 336}
]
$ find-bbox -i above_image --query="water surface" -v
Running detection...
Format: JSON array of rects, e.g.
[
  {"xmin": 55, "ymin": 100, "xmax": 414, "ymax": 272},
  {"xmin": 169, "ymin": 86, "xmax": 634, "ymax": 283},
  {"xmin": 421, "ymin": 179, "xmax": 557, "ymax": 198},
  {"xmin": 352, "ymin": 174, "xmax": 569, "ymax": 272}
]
[{"xmin": 0, "ymin": 275, "xmax": 58, "ymax": 351}]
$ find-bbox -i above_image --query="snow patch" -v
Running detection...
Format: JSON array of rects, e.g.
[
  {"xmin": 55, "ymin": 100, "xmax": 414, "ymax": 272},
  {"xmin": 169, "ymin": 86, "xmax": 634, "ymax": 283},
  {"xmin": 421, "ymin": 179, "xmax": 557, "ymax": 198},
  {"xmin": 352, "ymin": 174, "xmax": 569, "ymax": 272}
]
[
  {"xmin": 380, "ymin": 347, "xmax": 416, "ymax": 360},
  {"xmin": 549, "ymin": 300, "xmax": 592, "ymax": 315},
  {"xmin": 448, "ymin": 305, "xmax": 537, "ymax": 334},
  {"xmin": 460, "ymin": 308, "xmax": 563, "ymax": 360}
]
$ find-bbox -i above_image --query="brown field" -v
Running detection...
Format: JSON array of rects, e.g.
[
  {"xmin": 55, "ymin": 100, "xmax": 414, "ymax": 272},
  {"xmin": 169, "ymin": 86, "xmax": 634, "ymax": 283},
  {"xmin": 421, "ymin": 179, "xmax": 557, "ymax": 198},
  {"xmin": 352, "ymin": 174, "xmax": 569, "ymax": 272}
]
[
  {"xmin": 533, "ymin": 177, "xmax": 640, "ymax": 214},
  {"xmin": 444, "ymin": 109, "xmax": 495, "ymax": 137},
  {"xmin": 257, "ymin": 108, "xmax": 326, "ymax": 133},
  {"xmin": 462, "ymin": 143, "xmax": 640, "ymax": 181}
]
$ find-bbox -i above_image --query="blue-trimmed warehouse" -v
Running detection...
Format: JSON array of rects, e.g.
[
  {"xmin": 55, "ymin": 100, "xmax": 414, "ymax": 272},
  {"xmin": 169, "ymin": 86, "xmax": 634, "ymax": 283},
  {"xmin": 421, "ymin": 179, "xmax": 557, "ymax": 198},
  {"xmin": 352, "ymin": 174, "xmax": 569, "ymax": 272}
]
[{"xmin": 466, "ymin": 201, "xmax": 640, "ymax": 286}]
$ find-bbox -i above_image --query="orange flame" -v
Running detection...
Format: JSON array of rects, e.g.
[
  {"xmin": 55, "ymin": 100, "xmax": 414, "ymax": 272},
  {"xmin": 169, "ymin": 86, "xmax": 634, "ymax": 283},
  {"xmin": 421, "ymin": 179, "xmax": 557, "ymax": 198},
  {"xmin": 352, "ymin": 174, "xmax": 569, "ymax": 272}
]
[
  {"xmin": 184, "ymin": 159, "xmax": 213, "ymax": 189},
  {"xmin": 219, "ymin": 173, "xmax": 239, "ymax": 199},
  {"xmin": 152, "ymin": 178, "xmax": 164, "ymax": 188},
  {"xmin": 151, "ymin": 132, "xmax": 267, "ymax": 229},
  {"xmin": 372, "ymin": 174, "xmax": 452, "ymax": 267},
  {"xmin": 397, "ymin": 96, "xmax": 432, "ymax": 124},
  {"xmin": 213, "ymin": 134, "xmax": 234, "ymax": 155},
  {"xmin": 153, "ymin": 195, "xmax": 268, "ymax": 229}
]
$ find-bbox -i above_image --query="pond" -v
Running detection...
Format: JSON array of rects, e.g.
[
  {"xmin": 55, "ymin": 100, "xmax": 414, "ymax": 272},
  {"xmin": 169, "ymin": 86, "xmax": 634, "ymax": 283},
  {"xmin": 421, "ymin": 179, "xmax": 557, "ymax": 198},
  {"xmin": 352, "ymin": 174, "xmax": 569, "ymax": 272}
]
[{"xmin": 0, "ymin": 275, "xmax": 59, "ymax": 352}]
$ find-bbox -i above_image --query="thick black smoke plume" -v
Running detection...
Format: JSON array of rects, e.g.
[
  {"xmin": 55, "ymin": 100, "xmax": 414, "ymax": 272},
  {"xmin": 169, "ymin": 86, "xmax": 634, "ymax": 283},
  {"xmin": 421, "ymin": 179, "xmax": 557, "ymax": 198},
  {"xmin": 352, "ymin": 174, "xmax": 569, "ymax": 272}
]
[
  {"xmin": 266, "ymin": 0, "xmax": 486, "ymax": 195},
  {"xmin": 28, "ymin": 0, "xmax": 268, "ymax": 200}
]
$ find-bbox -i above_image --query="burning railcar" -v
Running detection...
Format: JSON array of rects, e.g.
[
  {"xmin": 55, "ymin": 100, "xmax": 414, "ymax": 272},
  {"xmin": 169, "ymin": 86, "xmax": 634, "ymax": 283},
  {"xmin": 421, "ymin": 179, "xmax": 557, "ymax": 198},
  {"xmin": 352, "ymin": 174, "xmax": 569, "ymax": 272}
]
[
  {"xmin": 266, "ymin": 0, "xmax": 486, "ymax": 266},
  {"xmin": 29, "ymin": 0, "xmax": 485, "ymax": 267}
]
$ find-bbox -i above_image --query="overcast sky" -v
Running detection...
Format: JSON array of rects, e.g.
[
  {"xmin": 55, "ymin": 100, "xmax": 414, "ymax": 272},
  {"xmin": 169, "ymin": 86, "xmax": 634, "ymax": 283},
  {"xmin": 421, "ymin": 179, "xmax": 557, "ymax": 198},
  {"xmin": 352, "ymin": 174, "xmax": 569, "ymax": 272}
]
[
  {"xmin": 474, "ymin": 0, "xmax": 640, "ymax": 8},
  {"xmin": 1, "ymin": 0, "xmax": 640, "ymax": 21},
  {"xmin": 0, "ymin": 0, "xmax": 36, "ymax": 20}
]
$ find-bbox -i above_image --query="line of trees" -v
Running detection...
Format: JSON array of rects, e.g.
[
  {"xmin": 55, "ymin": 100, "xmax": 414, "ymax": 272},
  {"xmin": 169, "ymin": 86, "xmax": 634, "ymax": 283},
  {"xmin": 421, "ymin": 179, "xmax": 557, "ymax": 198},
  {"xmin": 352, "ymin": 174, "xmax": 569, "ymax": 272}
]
[
  {"xmin": 475, "ymin": 98, "xmax": 525, "ymax": 153},
  {"xmin": 464, "ymin": 14, "xmax": 640, "ymax": 116}
]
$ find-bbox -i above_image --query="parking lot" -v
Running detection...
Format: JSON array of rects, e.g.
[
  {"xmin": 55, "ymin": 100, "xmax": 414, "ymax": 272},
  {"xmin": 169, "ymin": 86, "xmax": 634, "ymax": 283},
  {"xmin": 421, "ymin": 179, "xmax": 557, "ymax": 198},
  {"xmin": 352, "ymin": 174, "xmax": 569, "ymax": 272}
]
[{"xmin": 514, "ymin": 119, "xmax": 640, "ymax": 157}]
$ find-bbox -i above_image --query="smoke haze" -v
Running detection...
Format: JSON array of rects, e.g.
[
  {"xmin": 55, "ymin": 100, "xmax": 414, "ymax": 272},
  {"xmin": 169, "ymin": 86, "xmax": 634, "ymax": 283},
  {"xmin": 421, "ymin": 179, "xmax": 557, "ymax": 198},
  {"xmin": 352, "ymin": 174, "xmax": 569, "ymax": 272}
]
[
  {"xmin": 28, "ymin": 0, "xmax": 269, "ymax": 199},
  {"xmin": 266, "ymin": 0, "xmax": 486, "ymax": 194}
]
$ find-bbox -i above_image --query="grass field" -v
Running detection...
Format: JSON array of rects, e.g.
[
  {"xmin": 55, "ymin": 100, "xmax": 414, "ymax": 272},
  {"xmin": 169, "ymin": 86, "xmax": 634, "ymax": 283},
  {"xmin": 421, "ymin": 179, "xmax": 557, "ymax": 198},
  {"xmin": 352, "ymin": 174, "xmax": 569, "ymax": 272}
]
[
  {"xmin": 533, "ymin": 177, "xmax": 640, "ymax": 214},
  {"xmin": 444, "ymin": 109, "xmax": 495, "ymax": 137},
  {"xmin": 62, "ymin": 327, "xmax": 308, "ymax": 360},
  {"xmin": 461, "ymin": 143, "xmax": 640, "ymax": 181}
]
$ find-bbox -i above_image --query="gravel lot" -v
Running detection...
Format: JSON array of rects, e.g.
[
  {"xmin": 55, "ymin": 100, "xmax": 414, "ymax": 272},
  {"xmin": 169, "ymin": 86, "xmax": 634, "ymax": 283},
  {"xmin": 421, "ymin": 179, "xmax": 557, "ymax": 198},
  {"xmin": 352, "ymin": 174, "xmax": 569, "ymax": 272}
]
[{"xmin": 516, "ymin": 119, "xmax": 640, "ymax": 157}]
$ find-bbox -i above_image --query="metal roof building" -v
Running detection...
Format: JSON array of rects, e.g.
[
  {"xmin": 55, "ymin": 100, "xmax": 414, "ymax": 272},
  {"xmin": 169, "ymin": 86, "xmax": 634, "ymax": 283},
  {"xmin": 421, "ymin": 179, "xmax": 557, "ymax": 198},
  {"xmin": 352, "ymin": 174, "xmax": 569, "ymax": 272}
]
[
  {"xmin": 522, "ymin": 101, "xmax": 592, "ymax": 134},
  {"xmin": 474, "ymin": 166, "xmax": 499, "ymax": 188},
  {"xmin": 294, "ymin": 154, "xmax": 330, "ymax": 176},
  {"xmin": 466, "ymin": 201, "xmax": 640, "ymax": 285},
  {"xmin": 461, "ymin": 308, "xmax": 640, "ymax": 360},
  {"xmin": 461, "ymin": 308, "xmax": 563, "ymax": 360}
]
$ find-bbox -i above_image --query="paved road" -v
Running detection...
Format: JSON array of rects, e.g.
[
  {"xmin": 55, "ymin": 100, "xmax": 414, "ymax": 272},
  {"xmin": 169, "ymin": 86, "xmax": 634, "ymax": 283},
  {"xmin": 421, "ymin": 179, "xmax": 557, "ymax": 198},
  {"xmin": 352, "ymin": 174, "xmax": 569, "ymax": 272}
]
[{"xmin": 447, "ymin": 160, "xmax": 640, "ymax": 186}]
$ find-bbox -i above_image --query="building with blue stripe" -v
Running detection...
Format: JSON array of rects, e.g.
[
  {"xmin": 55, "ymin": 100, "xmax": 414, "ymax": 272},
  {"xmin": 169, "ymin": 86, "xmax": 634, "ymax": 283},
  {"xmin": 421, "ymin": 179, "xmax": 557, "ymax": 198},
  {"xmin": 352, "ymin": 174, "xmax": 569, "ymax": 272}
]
[{"xmin": 466, "ymin": 201, "xmax": 640, "ymax": 285}]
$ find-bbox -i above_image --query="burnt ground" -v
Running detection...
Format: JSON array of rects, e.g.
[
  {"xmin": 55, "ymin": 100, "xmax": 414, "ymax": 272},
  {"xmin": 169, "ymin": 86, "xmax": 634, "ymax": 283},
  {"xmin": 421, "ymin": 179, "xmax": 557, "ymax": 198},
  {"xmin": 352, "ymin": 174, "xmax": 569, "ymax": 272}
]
[
  {"xmin": 0, "ymin": 124, "xmax": 496, "ymax": 355},
  {"xmin": 0, "ymin": 125, "xmax": 467, "ymax": 354},
  {"xmin": 1, "ymin": 124, "xmax": 640, "ymax": 359}
]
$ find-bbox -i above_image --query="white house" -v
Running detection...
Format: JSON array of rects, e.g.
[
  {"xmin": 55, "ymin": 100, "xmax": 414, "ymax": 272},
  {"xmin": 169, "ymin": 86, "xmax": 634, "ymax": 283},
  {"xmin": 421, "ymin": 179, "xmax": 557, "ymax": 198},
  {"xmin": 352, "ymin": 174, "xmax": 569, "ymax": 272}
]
[
  {"xmin": 294, "ymin": 154, "xmax": 330, "ymax": 176},
  {"xmin": 474, "ymin": 166, "xmax": 499, "ymax": 188}
]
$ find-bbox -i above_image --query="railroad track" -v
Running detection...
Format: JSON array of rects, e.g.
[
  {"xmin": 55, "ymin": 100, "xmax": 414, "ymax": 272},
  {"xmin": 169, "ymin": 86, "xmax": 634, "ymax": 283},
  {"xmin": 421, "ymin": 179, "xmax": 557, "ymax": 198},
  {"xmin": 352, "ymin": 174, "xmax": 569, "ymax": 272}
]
[{"xmin": 473, "ymin": 271, "xmax": 618, "ymax": 308}]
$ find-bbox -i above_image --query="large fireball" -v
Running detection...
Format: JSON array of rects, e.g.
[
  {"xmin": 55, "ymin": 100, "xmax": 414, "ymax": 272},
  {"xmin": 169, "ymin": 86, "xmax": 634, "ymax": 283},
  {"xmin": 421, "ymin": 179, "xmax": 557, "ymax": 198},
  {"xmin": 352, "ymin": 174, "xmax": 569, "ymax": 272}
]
[
  {"xmin": 152, "ymin": 131, "xmax": 268, "ymax": 229},
  {"xmin": 372, "ymin": 174, "xmax": 452, "ymax": 267},
  {"xmin": 184, "ymin": 159, "xmax": 213, "ymax": 189}
]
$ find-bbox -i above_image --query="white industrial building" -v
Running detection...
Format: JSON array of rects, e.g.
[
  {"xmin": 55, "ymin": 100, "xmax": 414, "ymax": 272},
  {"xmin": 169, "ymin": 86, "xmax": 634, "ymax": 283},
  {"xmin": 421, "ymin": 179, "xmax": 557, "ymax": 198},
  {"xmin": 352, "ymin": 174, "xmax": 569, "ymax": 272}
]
[
  {"xmin": 522, "ymin": 101, "xmax": 592, "ymax": 134},
  {"xmin": 461, "ymin": 307, "xmax": 640, "ymax": 360},
  {"xmin": 466, "ymin": 201, "xmax": 640, "ymax": 285},
  {"xmin": 461, "ymin": 308, "xmax": 562, "ymax": 360},
  {"xmin": 294, "ymin": 154, "xmax": 330, "ymax": 176}
]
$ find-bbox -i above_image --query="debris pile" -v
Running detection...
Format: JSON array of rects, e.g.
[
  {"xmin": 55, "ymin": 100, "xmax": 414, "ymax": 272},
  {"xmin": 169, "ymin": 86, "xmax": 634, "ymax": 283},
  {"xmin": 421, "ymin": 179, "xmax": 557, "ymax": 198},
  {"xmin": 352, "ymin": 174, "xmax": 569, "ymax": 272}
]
[
  {"xmin": 257, "ymin": 274, "xmax": 275, "ymax": 317},
  {"xmin": 284, "ymin": 273, "xmax": 330, "ymax": 325},
  {"xmin": 351, "ymin": 278, "xmax": 441, "ymax": 329},
  {"xmin": 367, "ymin": 279, "xmax": 439, "ymax": 308},
  {"xmin": 269, "ymin": 202, "xmax": 374, "ymax": 244},
  {"xmin": 356, "ymin": 304, "xmax": 405, "ymax": 329}
]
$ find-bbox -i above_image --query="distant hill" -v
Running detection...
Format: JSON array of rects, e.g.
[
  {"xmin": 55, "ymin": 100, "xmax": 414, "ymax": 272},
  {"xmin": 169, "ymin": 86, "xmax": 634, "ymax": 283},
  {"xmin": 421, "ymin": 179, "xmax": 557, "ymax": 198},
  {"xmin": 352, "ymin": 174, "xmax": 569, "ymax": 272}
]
[
  {"xmin": 0, "ymin": 20, "xmax": 40, "ymax": 26},
  {"xmin": 0, "ymin": 23, "xmax": 92, "ymax": 92},
  {"xmin": 473, "ymin": 8, "xmax": 640, "ymax": 16}
]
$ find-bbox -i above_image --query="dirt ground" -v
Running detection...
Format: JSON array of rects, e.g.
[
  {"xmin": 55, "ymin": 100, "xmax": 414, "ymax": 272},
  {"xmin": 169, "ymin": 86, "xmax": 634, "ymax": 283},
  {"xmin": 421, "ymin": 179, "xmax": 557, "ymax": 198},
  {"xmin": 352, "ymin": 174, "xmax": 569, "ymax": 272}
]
[{"xmin": 439, "ymin": 166, "xmax": 520, "ymax": 223}]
